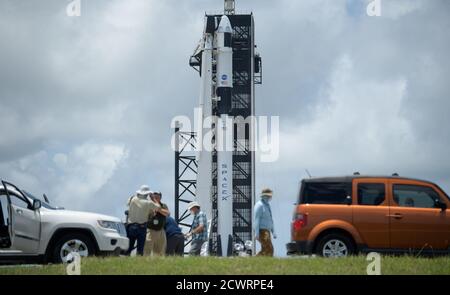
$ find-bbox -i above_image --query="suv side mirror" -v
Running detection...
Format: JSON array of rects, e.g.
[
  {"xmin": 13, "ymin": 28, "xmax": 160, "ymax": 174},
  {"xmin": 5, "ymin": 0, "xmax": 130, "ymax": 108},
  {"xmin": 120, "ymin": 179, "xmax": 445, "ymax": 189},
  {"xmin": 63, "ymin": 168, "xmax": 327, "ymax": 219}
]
[
  {"xmin": 435, "ymin": 199, "xmax": 447, "ymax": 211},
  {"xmin": 32, "ymin": 199, "xmax": 42, "ymax": 210}
]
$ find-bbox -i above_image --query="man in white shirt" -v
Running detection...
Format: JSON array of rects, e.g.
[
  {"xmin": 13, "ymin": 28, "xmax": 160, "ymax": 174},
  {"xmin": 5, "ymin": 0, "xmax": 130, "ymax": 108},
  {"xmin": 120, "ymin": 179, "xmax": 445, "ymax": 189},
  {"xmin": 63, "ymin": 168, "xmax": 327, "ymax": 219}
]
[{"xmin": 126, "ymin": 185, "xmax": 157, "ymax": 256}]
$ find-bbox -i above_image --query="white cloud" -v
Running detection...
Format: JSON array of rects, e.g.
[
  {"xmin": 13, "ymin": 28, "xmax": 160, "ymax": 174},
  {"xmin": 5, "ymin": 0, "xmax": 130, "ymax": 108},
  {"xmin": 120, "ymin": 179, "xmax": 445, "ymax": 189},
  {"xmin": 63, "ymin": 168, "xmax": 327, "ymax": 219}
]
[
  {"xmin": 52, "ymin": 0, "xmax": 156, "ymax": 86},
  {"xmin": 280, "ymin": 0, "xmax": 348, "ymax": 36},
  {"xmin": 280, "ymin": 55, "xmax": 414, "ymax": 174},
  {"xmin": 0, "ymin": 143, "xmax": 128, "ymax": 211},
  {"xmin": 53, "ymin": 153, "xmax": 68, "ymax": 169},
  {"xmin": 381, "ymin": 0, "xmax": 425, "ymax": 19},
  {"xmin": 53, "ymin": 143, "xmax": 129, "ymax": 209}
]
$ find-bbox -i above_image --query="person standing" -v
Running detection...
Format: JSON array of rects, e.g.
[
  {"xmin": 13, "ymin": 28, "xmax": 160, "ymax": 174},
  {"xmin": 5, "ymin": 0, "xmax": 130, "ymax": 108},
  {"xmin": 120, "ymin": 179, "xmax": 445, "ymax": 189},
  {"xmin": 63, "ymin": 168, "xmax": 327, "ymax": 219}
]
[
  {"xmin": 254, "ymin": 188, "xmax": 276, "ymax": 257},
  {"xmin": 185, "ymin": 201, "xmax": 208, "ymax": 256},
  {"xmin": 164, "ymin": 216, "xmax": 185, "ymax": 256},
  {"xmin": 145, "ymin": 191, "xmax": 170, "ymax": 256},
  {"xmin": 126, "ymin": 185, "xmax": 156, "ymax": 256}
]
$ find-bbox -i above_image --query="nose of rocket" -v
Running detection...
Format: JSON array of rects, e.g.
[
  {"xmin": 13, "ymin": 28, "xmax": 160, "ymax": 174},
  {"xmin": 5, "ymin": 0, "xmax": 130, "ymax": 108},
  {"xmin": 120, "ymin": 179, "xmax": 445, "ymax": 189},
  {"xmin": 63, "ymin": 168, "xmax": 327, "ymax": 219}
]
[{"xmin": 217, "ymin": 15, "xmax": 232, "ymax": 34}]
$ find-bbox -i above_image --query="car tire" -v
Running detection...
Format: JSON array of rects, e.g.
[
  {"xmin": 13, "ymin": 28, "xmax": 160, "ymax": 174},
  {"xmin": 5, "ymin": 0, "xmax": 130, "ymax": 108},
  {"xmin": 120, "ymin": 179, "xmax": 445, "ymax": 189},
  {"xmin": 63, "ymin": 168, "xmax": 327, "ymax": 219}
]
[
  {"xmin": 316, "ymin": 233, "xmax": 355, "ymax": 258},
  {"xmin": 51, "ymin": 233, "xmax": 96, "ymax": 263}
]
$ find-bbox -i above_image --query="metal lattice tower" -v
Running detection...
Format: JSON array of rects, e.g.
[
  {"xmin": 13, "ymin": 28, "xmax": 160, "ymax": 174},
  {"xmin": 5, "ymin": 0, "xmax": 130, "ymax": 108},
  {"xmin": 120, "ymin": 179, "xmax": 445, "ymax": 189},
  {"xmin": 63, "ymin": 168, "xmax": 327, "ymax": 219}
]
[
  {"xmin": 174, "ymin": 123, "xmax": 197, "ymax": 251},
  {"xmin": 210, "ymin": 13, "xmax": 261, "ymax": 254}
]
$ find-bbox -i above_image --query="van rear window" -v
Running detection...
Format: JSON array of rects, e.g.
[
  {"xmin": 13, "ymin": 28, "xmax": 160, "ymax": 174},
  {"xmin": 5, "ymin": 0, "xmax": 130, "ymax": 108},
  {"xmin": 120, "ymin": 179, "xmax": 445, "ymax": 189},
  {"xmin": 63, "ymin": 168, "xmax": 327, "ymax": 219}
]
[{"xmin": 301, "ymin": 182, "xmax": 351, "ymax": 204}]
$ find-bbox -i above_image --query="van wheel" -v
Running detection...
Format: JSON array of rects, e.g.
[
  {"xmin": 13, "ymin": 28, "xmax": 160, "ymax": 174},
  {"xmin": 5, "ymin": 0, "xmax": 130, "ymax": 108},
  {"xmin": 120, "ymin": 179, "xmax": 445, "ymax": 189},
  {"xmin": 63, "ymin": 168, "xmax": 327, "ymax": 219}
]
[
  {"xmin": 316, "ymin": 233, "xmax": 355, "ymax": 258},
  {"xmin": 52, "ymin": 233, "xmax": 96, "ymax": 263}
]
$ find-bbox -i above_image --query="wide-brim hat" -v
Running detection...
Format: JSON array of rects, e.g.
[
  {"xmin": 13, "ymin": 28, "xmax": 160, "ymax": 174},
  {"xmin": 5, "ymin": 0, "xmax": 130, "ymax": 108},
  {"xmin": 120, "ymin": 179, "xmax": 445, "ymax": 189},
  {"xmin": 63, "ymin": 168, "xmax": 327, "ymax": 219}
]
[
  {"xmin": 261, "ymin": 188, "xmax": 273, "ymax": 197},
  {"xmin": 136, "ymin": 185, "xmax": 152, "ymax": 196},
  {"xmin": 187, "ymin": 201, "xmax": 200, "ymax": 210}
]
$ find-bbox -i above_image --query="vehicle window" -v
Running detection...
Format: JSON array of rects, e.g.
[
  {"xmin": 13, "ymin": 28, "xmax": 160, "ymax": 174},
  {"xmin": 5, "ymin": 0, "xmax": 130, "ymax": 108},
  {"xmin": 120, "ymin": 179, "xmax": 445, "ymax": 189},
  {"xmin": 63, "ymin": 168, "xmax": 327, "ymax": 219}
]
[
  {"xmin": 301, "ymin": 182, "xmax": 351, "ymax": 204},
  {"xmin": 393, "ymin": 185, "xmax": 440, "ymax": 209},
  {"xmin": 358, "ymin": 183, "xmax": 385, "ymax": 206},
  {"xmin": 9, "ymin": 194, "xmax": 30, "ymax": 209}
]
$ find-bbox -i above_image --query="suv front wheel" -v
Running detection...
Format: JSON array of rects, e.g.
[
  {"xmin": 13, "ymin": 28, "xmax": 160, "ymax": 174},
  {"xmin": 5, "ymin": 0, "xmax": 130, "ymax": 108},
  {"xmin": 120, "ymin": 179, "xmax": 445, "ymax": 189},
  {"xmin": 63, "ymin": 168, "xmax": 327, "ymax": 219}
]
[
  {"xmin": 316, "ymin": 233, "xmax": 355, "ymax": 258},
  {"xmin": 52, "ymin": 233, "xmax": 96, "ymax": 263}
]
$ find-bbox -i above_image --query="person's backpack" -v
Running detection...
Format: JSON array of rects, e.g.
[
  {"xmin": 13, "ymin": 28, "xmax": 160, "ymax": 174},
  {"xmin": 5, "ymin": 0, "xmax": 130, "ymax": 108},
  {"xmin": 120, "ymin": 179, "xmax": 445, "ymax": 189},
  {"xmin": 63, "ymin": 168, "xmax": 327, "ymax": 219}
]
[{"xmin": 147, "ymin": 211, "xmax": 166, "ymax": 231}]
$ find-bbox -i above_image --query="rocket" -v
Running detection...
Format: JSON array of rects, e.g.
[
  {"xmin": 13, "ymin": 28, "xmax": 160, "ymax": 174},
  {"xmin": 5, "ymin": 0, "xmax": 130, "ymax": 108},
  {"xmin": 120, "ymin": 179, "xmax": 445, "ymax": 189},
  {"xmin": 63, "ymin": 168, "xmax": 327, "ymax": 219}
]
[
  {"xmin": 195, "ymin": 22, "xmax": 214, "ymax": 242},
  {"xmin": 215, "ymin": 15, "xmax": 234, "ymax": 256}
]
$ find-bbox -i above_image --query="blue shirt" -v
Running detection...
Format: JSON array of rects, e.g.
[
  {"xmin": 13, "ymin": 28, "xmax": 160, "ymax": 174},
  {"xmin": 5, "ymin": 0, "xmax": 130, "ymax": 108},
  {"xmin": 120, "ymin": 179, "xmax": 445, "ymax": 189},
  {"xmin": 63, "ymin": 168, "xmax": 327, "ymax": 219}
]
[
  {"xmin": 191, "ymin": 211, "xmax": 208, "ymax": 241},
  {"xmin": 165, "ymin": 216, "xmax": 182, "ymax": 238},
  {"xmin": 254, "ymin": 199, "xmax": 274, "ymax": 236}
]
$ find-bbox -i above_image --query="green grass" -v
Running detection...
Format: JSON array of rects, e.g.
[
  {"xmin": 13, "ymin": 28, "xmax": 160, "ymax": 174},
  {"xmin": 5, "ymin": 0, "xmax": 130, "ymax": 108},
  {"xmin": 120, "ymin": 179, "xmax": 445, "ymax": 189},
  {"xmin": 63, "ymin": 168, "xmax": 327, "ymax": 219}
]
[{"xmin": 0, "ymin": 256, "xmax": 449, "ymax": 275}]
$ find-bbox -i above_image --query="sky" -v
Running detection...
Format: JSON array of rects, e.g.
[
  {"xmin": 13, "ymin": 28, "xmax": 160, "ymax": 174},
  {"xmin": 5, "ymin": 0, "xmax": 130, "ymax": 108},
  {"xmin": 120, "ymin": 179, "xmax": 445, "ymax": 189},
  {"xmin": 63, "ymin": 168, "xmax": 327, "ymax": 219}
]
[{"xmin": 0, "ymin": 0, "xmax": 449, "ymax": 257}]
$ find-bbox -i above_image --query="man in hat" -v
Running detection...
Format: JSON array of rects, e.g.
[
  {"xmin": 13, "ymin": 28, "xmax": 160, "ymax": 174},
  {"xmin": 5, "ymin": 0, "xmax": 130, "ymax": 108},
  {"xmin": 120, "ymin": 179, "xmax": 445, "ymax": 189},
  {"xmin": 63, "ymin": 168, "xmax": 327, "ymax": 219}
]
[
  {"xmin": 185, "ymin": 201, "xmax": 208, "ymax": 256},
  {"xmin": 144, "ymin": 191, "xmax": 170, "ymax": 256},
  {"xmin": 254, "ymin": 188, "xmax": 276, "ymax": 256},
  {"xmin": 125, "ymin": 185, "xmax": 157, "ymax": 256}
]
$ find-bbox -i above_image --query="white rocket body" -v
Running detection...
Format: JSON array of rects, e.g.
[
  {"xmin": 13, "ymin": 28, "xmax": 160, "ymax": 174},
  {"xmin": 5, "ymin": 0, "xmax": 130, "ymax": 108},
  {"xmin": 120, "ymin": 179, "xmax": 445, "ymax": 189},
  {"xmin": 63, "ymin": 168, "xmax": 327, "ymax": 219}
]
[
  {"xmin": 215, "ymin": 15, "xmax": 234, "ymax": 256},
  {"xmin": 216, "ymin": 115, "xmax": 233, "ymax": 256},
  {"xmin": 196, "ymin": 32, "xmax": 213, "ymax": 223}
]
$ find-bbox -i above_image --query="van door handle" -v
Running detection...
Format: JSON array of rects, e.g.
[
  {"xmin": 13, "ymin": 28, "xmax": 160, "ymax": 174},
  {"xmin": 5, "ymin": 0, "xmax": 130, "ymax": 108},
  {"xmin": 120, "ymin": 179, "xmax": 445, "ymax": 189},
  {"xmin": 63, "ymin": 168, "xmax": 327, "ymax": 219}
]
[
  {"xmin": 387, "ymin": 213, "xmax": 403, "ymax": 219},
  {"xmin": 16, "ymin": 209, "xmax": 23, "ymax": 215}
]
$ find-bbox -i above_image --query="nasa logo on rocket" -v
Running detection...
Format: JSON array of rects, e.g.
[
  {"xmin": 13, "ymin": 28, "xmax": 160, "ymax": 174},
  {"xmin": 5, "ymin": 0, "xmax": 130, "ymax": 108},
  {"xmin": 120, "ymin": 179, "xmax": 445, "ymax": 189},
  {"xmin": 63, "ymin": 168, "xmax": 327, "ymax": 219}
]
[{"xmin": 221, "ymin": 74, "xmax": 229, "ymax": 86}]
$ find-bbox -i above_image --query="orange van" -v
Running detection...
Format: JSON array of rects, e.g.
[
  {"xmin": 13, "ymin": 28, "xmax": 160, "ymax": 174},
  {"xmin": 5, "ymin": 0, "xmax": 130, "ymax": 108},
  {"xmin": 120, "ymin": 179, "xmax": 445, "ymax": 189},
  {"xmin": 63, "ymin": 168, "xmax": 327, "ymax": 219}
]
[{"xmin": 286, "ymin": 175, "xmax": 450, "ymax": 257}]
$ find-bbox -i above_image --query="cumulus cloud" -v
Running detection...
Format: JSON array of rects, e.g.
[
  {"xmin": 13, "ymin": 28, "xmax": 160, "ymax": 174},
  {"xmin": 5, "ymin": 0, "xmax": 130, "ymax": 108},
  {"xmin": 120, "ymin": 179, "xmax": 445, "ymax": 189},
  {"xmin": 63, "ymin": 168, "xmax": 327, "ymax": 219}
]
[
  {"xmin": 381, "ymin": 0, "xmax": 425, "ymax": 19},
  {"xmin": 52, "ymin": 143, "xmax": 129, "ymax": 209},
  {"xmin": 281, "ymin": 55, "xmax": 413, "ymax": 173},
  {"xmin": 0, "ymin": 142, "xmax": 128, "ymax": 210}
]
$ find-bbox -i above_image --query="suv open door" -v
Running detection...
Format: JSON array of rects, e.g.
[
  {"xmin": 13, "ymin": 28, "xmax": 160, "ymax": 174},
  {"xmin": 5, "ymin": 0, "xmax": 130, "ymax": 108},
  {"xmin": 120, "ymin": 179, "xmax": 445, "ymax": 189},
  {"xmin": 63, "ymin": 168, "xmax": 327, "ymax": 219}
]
[
  {"xmin": 0, "ymin": 188, "xmax": 12, "ymax": 249},
  {"xmin": 1, "ymin": 181, "xmax": 41, "ymax": 254}
]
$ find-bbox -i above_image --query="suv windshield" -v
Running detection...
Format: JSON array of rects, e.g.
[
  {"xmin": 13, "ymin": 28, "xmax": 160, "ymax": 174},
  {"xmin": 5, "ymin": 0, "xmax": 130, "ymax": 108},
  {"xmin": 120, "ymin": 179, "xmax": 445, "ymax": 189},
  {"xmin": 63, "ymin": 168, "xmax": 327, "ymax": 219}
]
[{"xmin": 23, "ymin": 191, "xmax": 58, "ymax": 210}]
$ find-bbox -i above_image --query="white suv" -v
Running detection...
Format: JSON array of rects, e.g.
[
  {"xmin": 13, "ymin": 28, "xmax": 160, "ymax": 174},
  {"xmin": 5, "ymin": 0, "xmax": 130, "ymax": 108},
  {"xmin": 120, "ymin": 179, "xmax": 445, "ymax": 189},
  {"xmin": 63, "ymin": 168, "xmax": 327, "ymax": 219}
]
[{"xmin": 0, "ymin": 180, "xmax": 129, "ymax": 263}]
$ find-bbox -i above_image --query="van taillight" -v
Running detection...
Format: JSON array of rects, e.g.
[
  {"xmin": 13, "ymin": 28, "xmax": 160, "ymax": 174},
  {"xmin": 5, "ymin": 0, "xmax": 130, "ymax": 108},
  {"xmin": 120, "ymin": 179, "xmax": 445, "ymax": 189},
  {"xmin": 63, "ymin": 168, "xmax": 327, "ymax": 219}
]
[{"xmin": 293, "ymin": 213, "xmax": 307, "ymax": 231}]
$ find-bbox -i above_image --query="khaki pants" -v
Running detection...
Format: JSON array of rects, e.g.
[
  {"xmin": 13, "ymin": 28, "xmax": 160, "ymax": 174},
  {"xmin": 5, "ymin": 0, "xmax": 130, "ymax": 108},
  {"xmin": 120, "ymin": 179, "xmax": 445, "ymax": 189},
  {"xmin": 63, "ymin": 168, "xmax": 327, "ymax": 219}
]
[
  {"xmin": 144, "ymin": 229, "xmax": 167, "ymax": 256},
  {"xmin": 256, "ymin": 229, "xmax": 274, "ymax": 257}
]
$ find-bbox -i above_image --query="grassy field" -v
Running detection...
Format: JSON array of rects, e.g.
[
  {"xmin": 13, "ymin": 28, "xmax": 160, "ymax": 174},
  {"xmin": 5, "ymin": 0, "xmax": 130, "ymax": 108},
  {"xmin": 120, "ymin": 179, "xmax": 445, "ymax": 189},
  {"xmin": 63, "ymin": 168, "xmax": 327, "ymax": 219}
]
[{"xmin": 0, "ymin": 255, "xmax": 449, "ymax": 275}]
